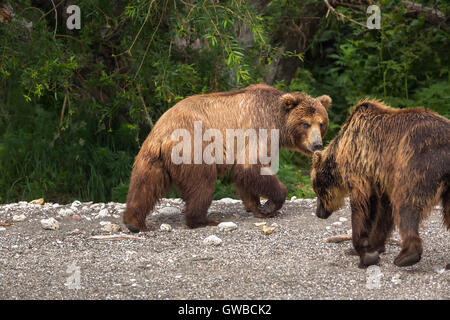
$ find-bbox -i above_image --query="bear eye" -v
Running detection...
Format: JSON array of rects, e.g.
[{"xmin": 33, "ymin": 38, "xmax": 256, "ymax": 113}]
[{"xmin": 303, "ymin": 123, "xmax": 310, "ymax": 129}]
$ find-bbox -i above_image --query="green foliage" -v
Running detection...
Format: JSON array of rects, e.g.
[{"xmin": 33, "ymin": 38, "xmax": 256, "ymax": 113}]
[{"xmin": 0, "ymin": 0, "xmax": 448, "ymax": 203}]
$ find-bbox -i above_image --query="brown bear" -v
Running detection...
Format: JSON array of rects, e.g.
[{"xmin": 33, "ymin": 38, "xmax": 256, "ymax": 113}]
[
  {"xmin": 124, "ymin": 84, "xmax": 331, "ymax": 232},
  {"xmin": 311, "ymin": 99, "xmax": 450, "ymax": 268}
]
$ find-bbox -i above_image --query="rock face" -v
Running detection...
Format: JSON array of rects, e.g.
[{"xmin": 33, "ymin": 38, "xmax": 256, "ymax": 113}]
[{"xmin": 40, "ymin": 218, "xmax": 60, "ymax": 230}]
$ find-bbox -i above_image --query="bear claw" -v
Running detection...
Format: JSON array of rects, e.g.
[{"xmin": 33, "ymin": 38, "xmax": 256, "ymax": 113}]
[
  {"xmin": 394, "ymin": 251, "xmax": 421, "ymax": 267},
  {"xmin": 359, "ymin": 251, "xmax": 380, "ymax": 268},
  {"xmin": 126, "ymin": 224, "xmax": 140, "ymax": 233}
]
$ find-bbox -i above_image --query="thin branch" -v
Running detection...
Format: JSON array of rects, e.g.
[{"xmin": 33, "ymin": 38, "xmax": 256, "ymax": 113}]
[
  {"xmin": 323, "ymin": 0, "xmax": 367, "ymax": 28},
  {"xmin": 137, "ymin": 86, "xmax": 154, "ymax": 129}
]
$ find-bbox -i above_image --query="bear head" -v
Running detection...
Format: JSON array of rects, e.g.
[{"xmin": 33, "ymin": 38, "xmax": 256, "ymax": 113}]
[
  {"xmin": 311, "ymin": 150, "xmax": 347, "ymax": 219},
  {"xmin": 280, "ymin": 92, "xmax": 331, "ymax": 155}
]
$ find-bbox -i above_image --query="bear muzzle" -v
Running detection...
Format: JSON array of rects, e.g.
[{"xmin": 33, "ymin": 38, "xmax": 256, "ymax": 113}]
[{"xmin": 316, "ymin": 199, "xmax": 332, "ymax": 219}]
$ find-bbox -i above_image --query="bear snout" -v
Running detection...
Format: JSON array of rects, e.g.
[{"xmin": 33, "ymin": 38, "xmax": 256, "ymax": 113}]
[
  {"xmin": 316, "ymin": 199, "xmax": 332, "ymax": 219},
  {"xmin": 311, "ymin": 141, "xmax": 323, "ymax": 151}
]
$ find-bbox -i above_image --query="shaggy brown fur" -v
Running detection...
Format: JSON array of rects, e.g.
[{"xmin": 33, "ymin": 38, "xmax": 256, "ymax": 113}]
[
  {"xmin": 311, "ymin": 99, "xmax": 450, "ymax": 268},
  {"xmin": 124, "ymin": 84, "xmax": 331, "ymax": 231}
]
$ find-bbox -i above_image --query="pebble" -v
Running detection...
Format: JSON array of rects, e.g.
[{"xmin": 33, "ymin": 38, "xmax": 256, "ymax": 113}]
[
  {"xmin": 217, "ymin": 198, "xmax": 240, "ymax": 204},
  {"xmin": 253, "ymin": 222, "xmax": 266, "ymax": 227},
  {"xmin": 332, "ymin": 221, "xmax": 342, "ymax": 226},
  {"xmin": 160, "ymin": 224, "xmax": 173, "ymax": 232},
  {"xmin": 12, "ymin": 214, "xmax": 26, "ymax": 222},
  {"xmin": 339, "ymin": 217, "xmax": 348, "ymax": 222},
  {"xmin": 158, "ymin": 207, "xmax": 181, "ymax": 215},
  {"xmin": 102, "ymin": 223, "xmax": 120, "ymax": 233},
  {"xmin": 0, "ymin": 227, "xmax": 6, "ymax": 231},
  {"xmin": 391, "ymin": 273, "xmax": 402, "ymax": 285},
  {"xmin": 72, "ymin": 214, "xmax": 82, "ymax": 221},
  {"xmin": 218, "ymin": 222, "xmax": 238, "ymax": 232},
  {"xmin": 433, "ymin": 265, "xmax": 446, "ymax": 274},
  {"xmin": 29, "ymin": 198, "xmax": 44, "ymax": 205},
  {"xmin": 203, "ymin": 235, "xmax": 223, "ymax": 246},
  {"xmin": 95, "ymin": 209, "xmax": 109, "ymax": 219},
  {"xmin": 41, "ymin": 218, "xmax": 60, "ymax": 230},
  {"xmin": 262, "ymin": 226, "xmax": 276, "ymax": 235},
  {"xmin": 58, "ymin": 208, "xmax": 74, "ymax": 217}
]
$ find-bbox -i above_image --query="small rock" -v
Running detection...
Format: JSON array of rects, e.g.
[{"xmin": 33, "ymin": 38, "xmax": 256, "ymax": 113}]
[
  {"xmin": 102, "ymin": 223, "xmax": 120, "ymax": 233},
  {"xmin": 68, "ymin": 229, "xmax": 81, "ymax": 235},
  {"xmin": 29, "ymin": 198, "xmax": 44, "ymax": 205},
  {"xmin": 339, "ymin": 217, "xmax": 348, "ymax": 222},
  {"xmin": 433, "ymin": 265, "xmax": 446, "ymax": 274},
  {"xmin": 160, "ymin": 223, "xmax": 173, "ymax": 232},
  {"xmin": 58, "ymin": 208, "xmax": 74, "ymax": 217},
  {"xmin": 158, "ymin": 207, "xmax": 181, "ymax": 215},
  {"xmin": 203, "ymin": 235, "xmax": 223, "ymax": 246},
  {"xmin": 41, "ymin": 218, "xmax": 60, "ymax": 230},
  {"xmin": 271, "ymin": 223, "xmax": 280, "ymax": 228},
  {"xmin": 12, "ymin": 214, "xmax": 26, "ymax": 222},
  {"xmin": 290, "ymin": 196, "xmax": 297, "ymax": 201},
  {"xmin": 262, "ymin": 226, "xmax": 276, "ymax": 235},
  {"xmin": 72, "ymin": 214, "xmax": 82, "ymax": 221},
  {"xmin": 391, "ymin": 273, "xmax": 402, "ymax": 285},
  {"xmin": 95, "ymin": 208, "xmax": 109, "ymax": 219},
  {"xmin": 218, "ymin": 198, "xmax": 240, "ymax": 204},
  {"xmin": 71, "ymin": 200, "xmax": 82, "ymax": 207},
  {"xmin": 0, "ymin": 227, "xmax": 6, "ymax": 231},
  {"xmin": 100, "ymin": 221, "xmax": 111, "ymax": 226},
  {"xmin": 332, "ymin": 221, "xmax": 342, "ymax": 226},
  {"xmin": 218, "ymin": 222, "xmax": 238, "ymax": 232},
  {"xmin": 253, "ymin": 222, "xmax": 267, "ymax": 227}
]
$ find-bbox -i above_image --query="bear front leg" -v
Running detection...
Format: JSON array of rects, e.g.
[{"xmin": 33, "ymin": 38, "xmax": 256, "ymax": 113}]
[
  {"xmin": 349, "ymin": 191, "xmax": 380, "ymax": 268},
  {"xmin": 368, "ymin": 193, "xmax": 394, "ymax": 255},
  {"xmin": 232, "ymin": 165, "xmax": 287, "ymax": 218},
  {"xmin": 235, "ymin": 184, "xmax": 261, "ymax": 213}
]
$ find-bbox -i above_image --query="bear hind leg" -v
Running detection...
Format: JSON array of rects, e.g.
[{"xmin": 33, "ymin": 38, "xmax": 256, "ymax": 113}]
[
  {"xmin": 442, "ymin": 184, "xmax": 450, "ymax": 230},
  {"xmin": 393, "ymin": 204, "xmax": 423, "ymax": 267},
  {"xmin": 179, "ymin": 169, "xmax": 218, "ymax": 229},
  {"xmin": 124, "ymin": 159, "xmax": 170, "ymax": 232}
]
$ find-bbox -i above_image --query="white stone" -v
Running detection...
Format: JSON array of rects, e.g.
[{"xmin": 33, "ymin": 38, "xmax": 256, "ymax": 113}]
[
  {"xmin": 158, "ymin": 207, "xmax": 181, "ymax": 215},
  {"xmin": 332, "ymin": 221, "xmax": 342, "ymax": 226},
  {"xmin": 290, "ymin": 196, "xmax": 297, "ymax": 201},
  {"xmin": 339, "ymin": 217, "xmax": 348, "ymax": 222},
  {"xmin": 57, "ymin": 208, "xmax": 74, "ymax": 217},
  {"xmin": 203, "ymin": 235, "xmax": 223, "ymax": 246},
  {"xmin": 41, "ymin": 218, "xmax": 60, "ymax": 230},
  {"xmin": 102, "ymin": 223, "xmax": 120, "ymax": 233},
  {"xmin": 218, "ymin": 222, "xmax": 238, "ymax": 232},
  {"xmin": 218, "ymin": 197, "xmax": 240, "ymax": 204},
  {"xmin": 0, "ymin": 227, "xmax": 6, "ymax": 231},
  {"xmin": 160, "ymin": 223, "xmax": 173, "ymax": 232},
  {"xmin": 12, "ymin": 214, "xmax": 26, "ymax": 222},
  {"xmin": 95, "ymin": 208, "xmax": 109, "ymax": 219}
]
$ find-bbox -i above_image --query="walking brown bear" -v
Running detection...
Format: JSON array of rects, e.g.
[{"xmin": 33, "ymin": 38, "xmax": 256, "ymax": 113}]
[
  {"xmin": 311, "ymin": 99, "xmax": 450, "ymax": 267},
  {"xmin": 124, "ymin": 84, "xmax": 331, "ymax": 232}
]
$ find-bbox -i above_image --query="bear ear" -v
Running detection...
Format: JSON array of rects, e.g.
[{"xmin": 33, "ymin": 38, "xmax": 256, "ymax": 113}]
[
  {"xmin": 312, "ymin": 151, "xmax": 322, "ymax": 166},
  {"xmin": 280, "ymin": 93, "xmax": 301, "ymax": 111},
  {"xmin": 317, "ymin": 95, "xmax": 332, "ymax": 110}
]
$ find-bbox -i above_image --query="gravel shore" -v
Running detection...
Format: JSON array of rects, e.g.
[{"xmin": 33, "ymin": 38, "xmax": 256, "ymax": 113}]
[{"xmin": 0, "ymin": 198, "xmax": 448, "ymax": 299}]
